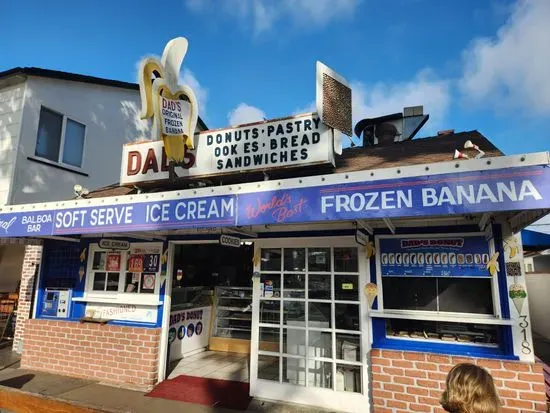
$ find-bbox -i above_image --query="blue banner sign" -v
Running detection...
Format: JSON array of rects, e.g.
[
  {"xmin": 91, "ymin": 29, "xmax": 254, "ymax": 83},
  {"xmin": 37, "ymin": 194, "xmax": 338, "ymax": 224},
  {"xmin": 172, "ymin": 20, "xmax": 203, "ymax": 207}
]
[
  {"xmin": 379, "ymin": 236, "xmax": 491, "ymax": 277},
  {"xmin": 0, "ymin": 165, "xmax": 549, "ymax": 238},
  {"xmin": 238, "ymin": 166, "xmax": 550, "ymax": 225}
]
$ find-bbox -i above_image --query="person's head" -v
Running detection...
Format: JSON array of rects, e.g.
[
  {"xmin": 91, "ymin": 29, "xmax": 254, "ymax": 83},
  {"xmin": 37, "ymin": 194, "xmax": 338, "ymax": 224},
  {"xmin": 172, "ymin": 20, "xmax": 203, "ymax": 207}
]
[{"xmin": 440, "ymin": 363, "xmax": 501, "ymax": 413}]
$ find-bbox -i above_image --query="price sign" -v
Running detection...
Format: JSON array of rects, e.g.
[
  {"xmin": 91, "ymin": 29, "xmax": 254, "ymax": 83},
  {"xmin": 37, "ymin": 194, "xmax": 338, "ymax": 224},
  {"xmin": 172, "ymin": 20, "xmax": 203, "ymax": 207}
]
[
  {"xmin": 106, "ymin": 253, "xmax": 121, "ymax": 271},
  {"xmin": 143, "ymin": 254, "xmax": 160, "ymax": 272},
  {"xmin": 128, "ymin": 255, "xmax": 144, "ymax": 272}
]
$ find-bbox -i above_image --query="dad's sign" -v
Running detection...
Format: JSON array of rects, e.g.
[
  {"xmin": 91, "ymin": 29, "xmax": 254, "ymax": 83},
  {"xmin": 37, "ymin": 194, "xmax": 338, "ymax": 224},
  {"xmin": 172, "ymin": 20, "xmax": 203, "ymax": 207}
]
[{"xmin": 121, "ymin": 113, "xmax": 334, "ymax": 185}]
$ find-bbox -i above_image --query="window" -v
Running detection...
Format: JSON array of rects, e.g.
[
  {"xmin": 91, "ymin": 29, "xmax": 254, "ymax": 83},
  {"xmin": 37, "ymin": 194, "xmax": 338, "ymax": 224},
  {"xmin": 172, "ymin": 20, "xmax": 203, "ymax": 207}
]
[
  {"xmin": 35, "ymin": 106, "xmax": 85, "ymax": 167},
  {"xmin": 86, "ymin": 243, "xmax": 162, "ymax": 296},
  {"xmin": 376, "ymin": 234, "xmax": 500, "ymax": 348}
]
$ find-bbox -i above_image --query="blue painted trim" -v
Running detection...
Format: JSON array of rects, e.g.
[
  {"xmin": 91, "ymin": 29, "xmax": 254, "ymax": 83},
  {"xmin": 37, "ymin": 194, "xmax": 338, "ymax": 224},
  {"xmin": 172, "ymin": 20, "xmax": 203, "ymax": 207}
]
[{"xmin": 371, "ymin": 225, "xmax": 516, "ymax": 359}]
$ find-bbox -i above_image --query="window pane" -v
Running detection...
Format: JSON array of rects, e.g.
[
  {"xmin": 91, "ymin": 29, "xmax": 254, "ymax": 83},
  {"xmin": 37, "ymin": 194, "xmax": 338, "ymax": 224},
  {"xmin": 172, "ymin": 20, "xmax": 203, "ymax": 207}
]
[
  {"xmin": 334, "ymin": 248, "xmax": 358, "ymax": 273},
  {"xmin": 259, "ymin": 327, "xmax": 280, "ymax": 352},
  {"xmin": 283, "ymin": 357, "xmax": 306, "ymax": 386},
  {"xmin": 35, "ymin": 107, "xmax": 62, "ymax": 161},
  {"xmin": 106, "ymin": 273, "xmax": 119, "ymax": 291},
  {"xmin": 62, "ymin": 119, "xmax": 85, "ymax": 167},
  {"xmin": 93, "ymin": 272, "xmax": 106, "ymax": 291},
  {"xmin": 261, "ymin": 249, "xmax": 281, "ymax": 271},
  {"xmin": 309, "ymin": 361, "xmax": 332, "ymax": 389},
  {"xmin": 336, "ymin": 364, "xmax": 362, "ymax": 393},
  {"xmin": 309, "ymin": 331, "xmax": 332, "ymax": 358},
  {"xmin": 309, "ymin": 274, "xmax": 331, "ymax": 300},
  {"xmin": 438, "ymin": 278, "xmax": 493, "ymax": 315},
  {"xmin": 308, "ymin": 248, "xmax": 331, "ymax": 272},
  {"xmin": 92, "ymin": 251, "xmax": 106, "ymax": 270},
  {"xmin": 124, "ymin": 273, "xmax": 138, "ymax": 293},
  {"xmin": 260, "ymin": 300, "xmax": 280, "ymax": 324},
  {"xmin": 284, "ymin": 248, "xmax": 305, "ymax": 272},
  {"xmin": 336, "ymin": 334, "xmax": 361, "ymax": 362},
  {"xmin": 335, "ymin": 304, "xmax": 359, "ymax": 331},
  {"xmin": 382, "ymin": 277, "xmax": 437, "ymax": 311},
  {"xmin": 283, "ymin": 301, "xmax": 305, "ymax": 325},
  {"xmin": 140, "ymin": 273, "xmax": 156, "ymax": 293},
  {"xmin": 283, "ymin": 273, "xmax": 305, "ymax": 298},
  {"xmin": 283, "ymin": 328, "xmax": 306, "ymax": 356},
  {"xmin": 258, "ymin": 355, "xmax": 279, "ymax": 381},
  {"xmin": 309, "ymin": 302, "xmax": 332, "ymax": 328},
  {"xmin": 335, "ymin": 274, "xmax": 359, "ymax": 301}
]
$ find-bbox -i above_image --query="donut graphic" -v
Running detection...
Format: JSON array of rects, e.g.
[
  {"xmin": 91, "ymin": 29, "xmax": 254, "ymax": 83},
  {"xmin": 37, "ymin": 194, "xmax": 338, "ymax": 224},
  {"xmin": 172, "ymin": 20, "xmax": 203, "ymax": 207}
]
[
  {"xmin": 389, "ymin": 254, "xmax": 395, "ymax": 264},
  {"xmin": 411, "ymin": 254, "xmax": 417, "ymax": 265},
  {"xmin": 396, "ymin": 254, "xmax": 402, "ymax": 265},
  {"xmin": 403, "ymin": 254, "xmax": 410, "ymax": 265},
  {"xmin": 474, "ymin": 254, "xmax": 482, "ymax": 264},
  {"xmin": 417, "ymin": 253, "xmax": 425, "ymax": 265},
  {"xmin": 187, "ymin": 323, "xmax": 195, "ymax": 338},
  {"xmin": 178, "ymin": 325, "xmax": 186, "ymax": 340},
  {"xmin": 449, "ymin": 253, "xmax": 456, "ymax": 265},
  {"xmin": 196, "ymin": 322, "xmax": 203, "ymax": 336},
  {"xmin": 433, "ymin": 253, "xmax": 440, "ymax": 265},
  {"xmin": 168, "ymin": 327, "xmax": 176, "ymax": 344},
  {"xmin": 441, "ymin": 253, "xmax": 448, "ymax": 265},
  {"xmin": 381, "ymin": 254, "xmax": 388, "ymax": 265}
]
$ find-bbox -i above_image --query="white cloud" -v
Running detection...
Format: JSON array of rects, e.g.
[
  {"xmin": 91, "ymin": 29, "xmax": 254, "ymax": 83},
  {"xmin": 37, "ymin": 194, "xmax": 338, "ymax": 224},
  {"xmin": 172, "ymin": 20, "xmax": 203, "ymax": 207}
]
[
  {"xmin": 180, "ymin": 69, "xmax": 208, "ymax": 119},
  {"xmin": 185, "ymin": 0, "xmax": 360, "ymax": 34},
  {"xmin": 460, "ymin": 0, "xmax": 550, "ymax": 115},
  {"xmin": 351, "ymin": 69, "xmax": 451, "ymax": 134},
  {"xmin": 228, "ymin": 103, "xmax": 266, "ymax": 126},
  {"xmin": 293, "ymin": 101, "xmax": 316, "ymax": 115}
]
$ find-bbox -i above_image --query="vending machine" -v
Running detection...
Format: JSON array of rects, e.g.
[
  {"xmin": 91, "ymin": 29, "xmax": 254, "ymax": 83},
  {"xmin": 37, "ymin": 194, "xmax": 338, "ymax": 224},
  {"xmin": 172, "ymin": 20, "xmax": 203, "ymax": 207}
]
[{"xmin": 41, "ymin": 288, "xmax": 72, "ymax": 318}]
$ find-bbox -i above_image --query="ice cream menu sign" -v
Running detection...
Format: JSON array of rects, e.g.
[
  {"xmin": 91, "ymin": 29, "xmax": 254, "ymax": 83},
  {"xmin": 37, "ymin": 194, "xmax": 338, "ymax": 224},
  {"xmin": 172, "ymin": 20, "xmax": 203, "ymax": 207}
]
[{"xmin": 379, "ymin": 236, "xmax": 491, "ymax": 277}]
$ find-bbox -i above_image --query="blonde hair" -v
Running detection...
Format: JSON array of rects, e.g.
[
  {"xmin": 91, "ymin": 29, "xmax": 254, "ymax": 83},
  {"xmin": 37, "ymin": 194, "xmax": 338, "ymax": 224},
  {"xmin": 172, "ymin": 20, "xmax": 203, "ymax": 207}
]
[{"xmin": 440, "ymin": 363, "xmax": 501, "ymax": 413}]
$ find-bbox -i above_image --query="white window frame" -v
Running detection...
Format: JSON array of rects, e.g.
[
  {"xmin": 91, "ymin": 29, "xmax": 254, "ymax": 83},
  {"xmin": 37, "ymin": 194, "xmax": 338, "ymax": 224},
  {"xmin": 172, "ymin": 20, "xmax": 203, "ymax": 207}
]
[
  {"xmin": 84, "ymin": 242, "xmax": 163, "ymax": 305},
  {"xmin": 250, "ymin": 236, "xmax": 370, "ymax": 413},
  {"xmin": 34, "ymin": 105, "xmax": 87, "ymax": 170}
]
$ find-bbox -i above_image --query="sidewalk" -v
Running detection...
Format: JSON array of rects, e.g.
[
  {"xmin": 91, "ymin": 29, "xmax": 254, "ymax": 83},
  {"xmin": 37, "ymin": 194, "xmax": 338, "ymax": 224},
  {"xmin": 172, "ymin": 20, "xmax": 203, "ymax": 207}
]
[{"xmin": 0, "ymin": 364, "xmax": 336, "ymax": 413}]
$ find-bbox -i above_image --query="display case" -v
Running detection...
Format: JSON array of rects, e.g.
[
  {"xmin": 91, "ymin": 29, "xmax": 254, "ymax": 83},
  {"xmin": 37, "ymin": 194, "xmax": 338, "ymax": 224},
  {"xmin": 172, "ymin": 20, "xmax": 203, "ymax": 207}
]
[{"xmin": 213, "ymin": 286, "xmax": 252, "ymax": 340}]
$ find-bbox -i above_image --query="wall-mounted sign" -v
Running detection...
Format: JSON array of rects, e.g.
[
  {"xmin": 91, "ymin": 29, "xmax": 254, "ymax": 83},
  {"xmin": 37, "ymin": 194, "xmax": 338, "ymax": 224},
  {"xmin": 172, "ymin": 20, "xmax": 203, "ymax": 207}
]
[
  {"xmin": 355, "ymin": 229, "xmax": 368, "ymax": 246},
  {"xmin": 99, "ymin": 239, "xmax": 130, "ymax": 250},
  {"xmin": 1, "ymin": 165, "xmax": 550, "ymax": 238},
  {"xmin": 169, "ymin": 306, "xmax": 212, "ymax": 361},
  {"xmin": 379, "ymin": 235, "xmax": 491, "ymax": 277},
  {"xmin": 128, "ymin": 255, "xmax": 144, "ymax": 272},
  {"xmin": 121, "ymin": 113, "xmax": 334, "ymax": 185},
  {"xmin": 220, "ymin": 234, "xmax": 241, "ymax": 248},
  {"xmin": 85, "ymin": 303, "xmax": 157, "ymax": 324}
]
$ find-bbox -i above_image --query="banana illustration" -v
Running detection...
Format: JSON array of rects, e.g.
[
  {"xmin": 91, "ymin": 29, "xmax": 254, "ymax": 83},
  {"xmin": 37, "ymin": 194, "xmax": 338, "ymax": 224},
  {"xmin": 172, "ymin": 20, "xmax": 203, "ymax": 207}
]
[
  {"xmin": 138, "ymin": 37, "xmax": 198, "ymax": 162},
  {"xmin": 505, "ymin": 237, "xmax": 519, "ymax": 260},
  {"xmin": 79, "ymin": 248, "xmax": 87, "ymax": 263},
  {"xmin": 487, "ymin": 252, "xmax": 500, "ymax": 277},
  {"xmin": 161, "ymin": 248, "xmax": 168, "ymax": 265},
  {"xmin": 365, "ymin": 241, "xmax": 376, "ymax": 259}
]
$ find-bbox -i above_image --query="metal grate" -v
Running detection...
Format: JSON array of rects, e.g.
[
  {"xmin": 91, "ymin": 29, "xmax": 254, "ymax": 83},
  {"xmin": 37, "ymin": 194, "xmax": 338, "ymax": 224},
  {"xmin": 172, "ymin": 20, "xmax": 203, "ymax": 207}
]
[
  {"xmin": 42, "ymin": 243, "xmax": 81, "ymax": 289},
  {"xmin": 322, "ymin": 73, "xmax": 352, "ymax": 137}
]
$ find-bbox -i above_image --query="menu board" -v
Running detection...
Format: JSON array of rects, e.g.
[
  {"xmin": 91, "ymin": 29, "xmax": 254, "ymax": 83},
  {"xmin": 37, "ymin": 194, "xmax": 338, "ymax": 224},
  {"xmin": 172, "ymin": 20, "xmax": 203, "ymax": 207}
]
[{"xmin": 379, "ymin": 236, "xmax": 491, "ymax": 277}]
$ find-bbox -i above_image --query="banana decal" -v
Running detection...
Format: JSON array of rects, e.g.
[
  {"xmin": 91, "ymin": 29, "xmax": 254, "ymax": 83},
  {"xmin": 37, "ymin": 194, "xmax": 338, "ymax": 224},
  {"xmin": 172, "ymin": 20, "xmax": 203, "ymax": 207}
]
[
  {"xmin": 504, "ymin": 236, "xmax": 520, "ymax": 260},
  {"xmin": 79, "ymin": 247, "xmax": 87, "ymax": 263},
  {"xmin": 365, "ymin": 241, "xmax": 376, "ymax": 259},
  {"xmin": 487, "ymin": 252, "xmax": 500, "ymax": 277},
  {"xmin": 138, "ymin": 37, "xmax": 199, "ymax": 163}
]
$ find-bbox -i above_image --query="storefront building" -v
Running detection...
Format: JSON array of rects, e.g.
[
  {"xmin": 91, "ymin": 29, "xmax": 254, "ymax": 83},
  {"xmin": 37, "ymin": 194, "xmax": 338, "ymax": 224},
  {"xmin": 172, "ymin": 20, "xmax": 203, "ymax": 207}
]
[{"xmin": 2, "ymin": 38, "xmax": 549, "ymax": 412}]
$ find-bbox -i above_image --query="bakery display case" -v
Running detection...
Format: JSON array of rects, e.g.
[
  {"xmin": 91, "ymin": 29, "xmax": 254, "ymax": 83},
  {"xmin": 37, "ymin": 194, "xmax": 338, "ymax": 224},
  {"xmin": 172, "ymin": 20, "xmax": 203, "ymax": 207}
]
[{"xmin": 213, "ymin": 286, "xmax": 252, "ymax": 340}]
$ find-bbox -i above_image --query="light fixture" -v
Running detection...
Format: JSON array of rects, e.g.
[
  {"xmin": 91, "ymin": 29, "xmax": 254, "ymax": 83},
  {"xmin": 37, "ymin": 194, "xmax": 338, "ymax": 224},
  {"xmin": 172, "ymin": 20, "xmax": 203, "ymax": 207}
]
[
  {"xmin": 453, "ymin": 149, "xmax": 469, "ymax": 159},
  {"xmin": 464, "ymin": 140, "xmax": 485, "ymax": 159},
  {"xmin": 74, "ymin": 184, "xmax": 90, "ymax": 198}
]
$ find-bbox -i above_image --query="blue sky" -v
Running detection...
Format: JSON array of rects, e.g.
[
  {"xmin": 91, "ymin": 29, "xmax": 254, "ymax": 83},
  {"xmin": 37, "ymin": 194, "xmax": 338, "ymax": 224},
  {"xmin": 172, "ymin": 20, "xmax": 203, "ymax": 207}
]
[{"xmin": 1, "ymin": 0, "xmax": 549, "ymax": 155}]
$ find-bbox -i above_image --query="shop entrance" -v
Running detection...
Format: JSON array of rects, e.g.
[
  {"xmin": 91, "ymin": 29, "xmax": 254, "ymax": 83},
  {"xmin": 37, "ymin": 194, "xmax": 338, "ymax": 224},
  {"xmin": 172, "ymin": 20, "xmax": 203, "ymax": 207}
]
[
  {"xmin": 166, "ymin": 240, "xmax": 254, "ymax": 383},
  {"xmin": 250, "ymin": 237, "xmax": 370, "ymax": 413}
]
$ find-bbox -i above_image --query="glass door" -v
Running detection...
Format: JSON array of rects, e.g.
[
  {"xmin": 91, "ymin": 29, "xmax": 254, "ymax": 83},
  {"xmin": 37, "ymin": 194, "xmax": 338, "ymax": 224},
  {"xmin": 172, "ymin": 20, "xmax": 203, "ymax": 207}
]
[{"xmin": 250, "ymin": 237, "xmax": 369, "ymax": 413}]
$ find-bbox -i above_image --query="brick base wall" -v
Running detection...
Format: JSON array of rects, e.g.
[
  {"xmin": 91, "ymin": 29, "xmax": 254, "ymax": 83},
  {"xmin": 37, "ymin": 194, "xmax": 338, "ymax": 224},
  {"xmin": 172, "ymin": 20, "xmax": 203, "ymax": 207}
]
[
  {"xmin": 21, "ymin": 320, "xmax": 161, "ymax": 391},
  {"xmin": 13, "ymin": 244, "xmax": 43, "ymax": 354},
  {"xmin": 371, "ymin": 349, "xmax": 546, "ymax": 413}
]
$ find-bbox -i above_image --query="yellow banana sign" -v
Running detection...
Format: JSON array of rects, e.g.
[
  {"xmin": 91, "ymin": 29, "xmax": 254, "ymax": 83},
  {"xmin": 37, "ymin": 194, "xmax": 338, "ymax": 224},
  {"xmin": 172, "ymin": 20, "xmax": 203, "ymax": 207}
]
[
  {"xmin": 486, "ymin": 252, "xmax": 500, "ymax": 277},
  {"xmin": 138, "ymin": 38, "xmax": 199, "ymax": 163},
  {"xmin": 365, "ymin": 241, "xmax": 376, "ymax": 259}
]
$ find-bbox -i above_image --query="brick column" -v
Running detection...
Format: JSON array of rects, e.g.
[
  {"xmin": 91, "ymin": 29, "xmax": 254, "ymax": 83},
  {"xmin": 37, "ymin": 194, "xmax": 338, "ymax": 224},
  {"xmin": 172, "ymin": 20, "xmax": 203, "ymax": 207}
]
[{"xmin": 13, "ymin": 244, "xmax": 43, "ymax": 354}]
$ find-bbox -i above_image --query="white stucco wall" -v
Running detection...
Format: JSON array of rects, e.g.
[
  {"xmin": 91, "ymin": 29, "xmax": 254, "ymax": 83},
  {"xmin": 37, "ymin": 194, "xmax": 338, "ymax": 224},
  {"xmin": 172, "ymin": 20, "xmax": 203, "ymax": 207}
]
[
  {"xmin": 526, "ymin": 273, "xmax": 550, "ymax": 340},
  {"xmin": 533, "ymin": 255, "xmax": 550, "ymax": 272},
  {"xmin": 0, "ymin": 81, "xmax": 26, "ymax": 205},
  {"xmin": 10, "ymin": 76, "xmax": 150, "ymax": 205}
]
